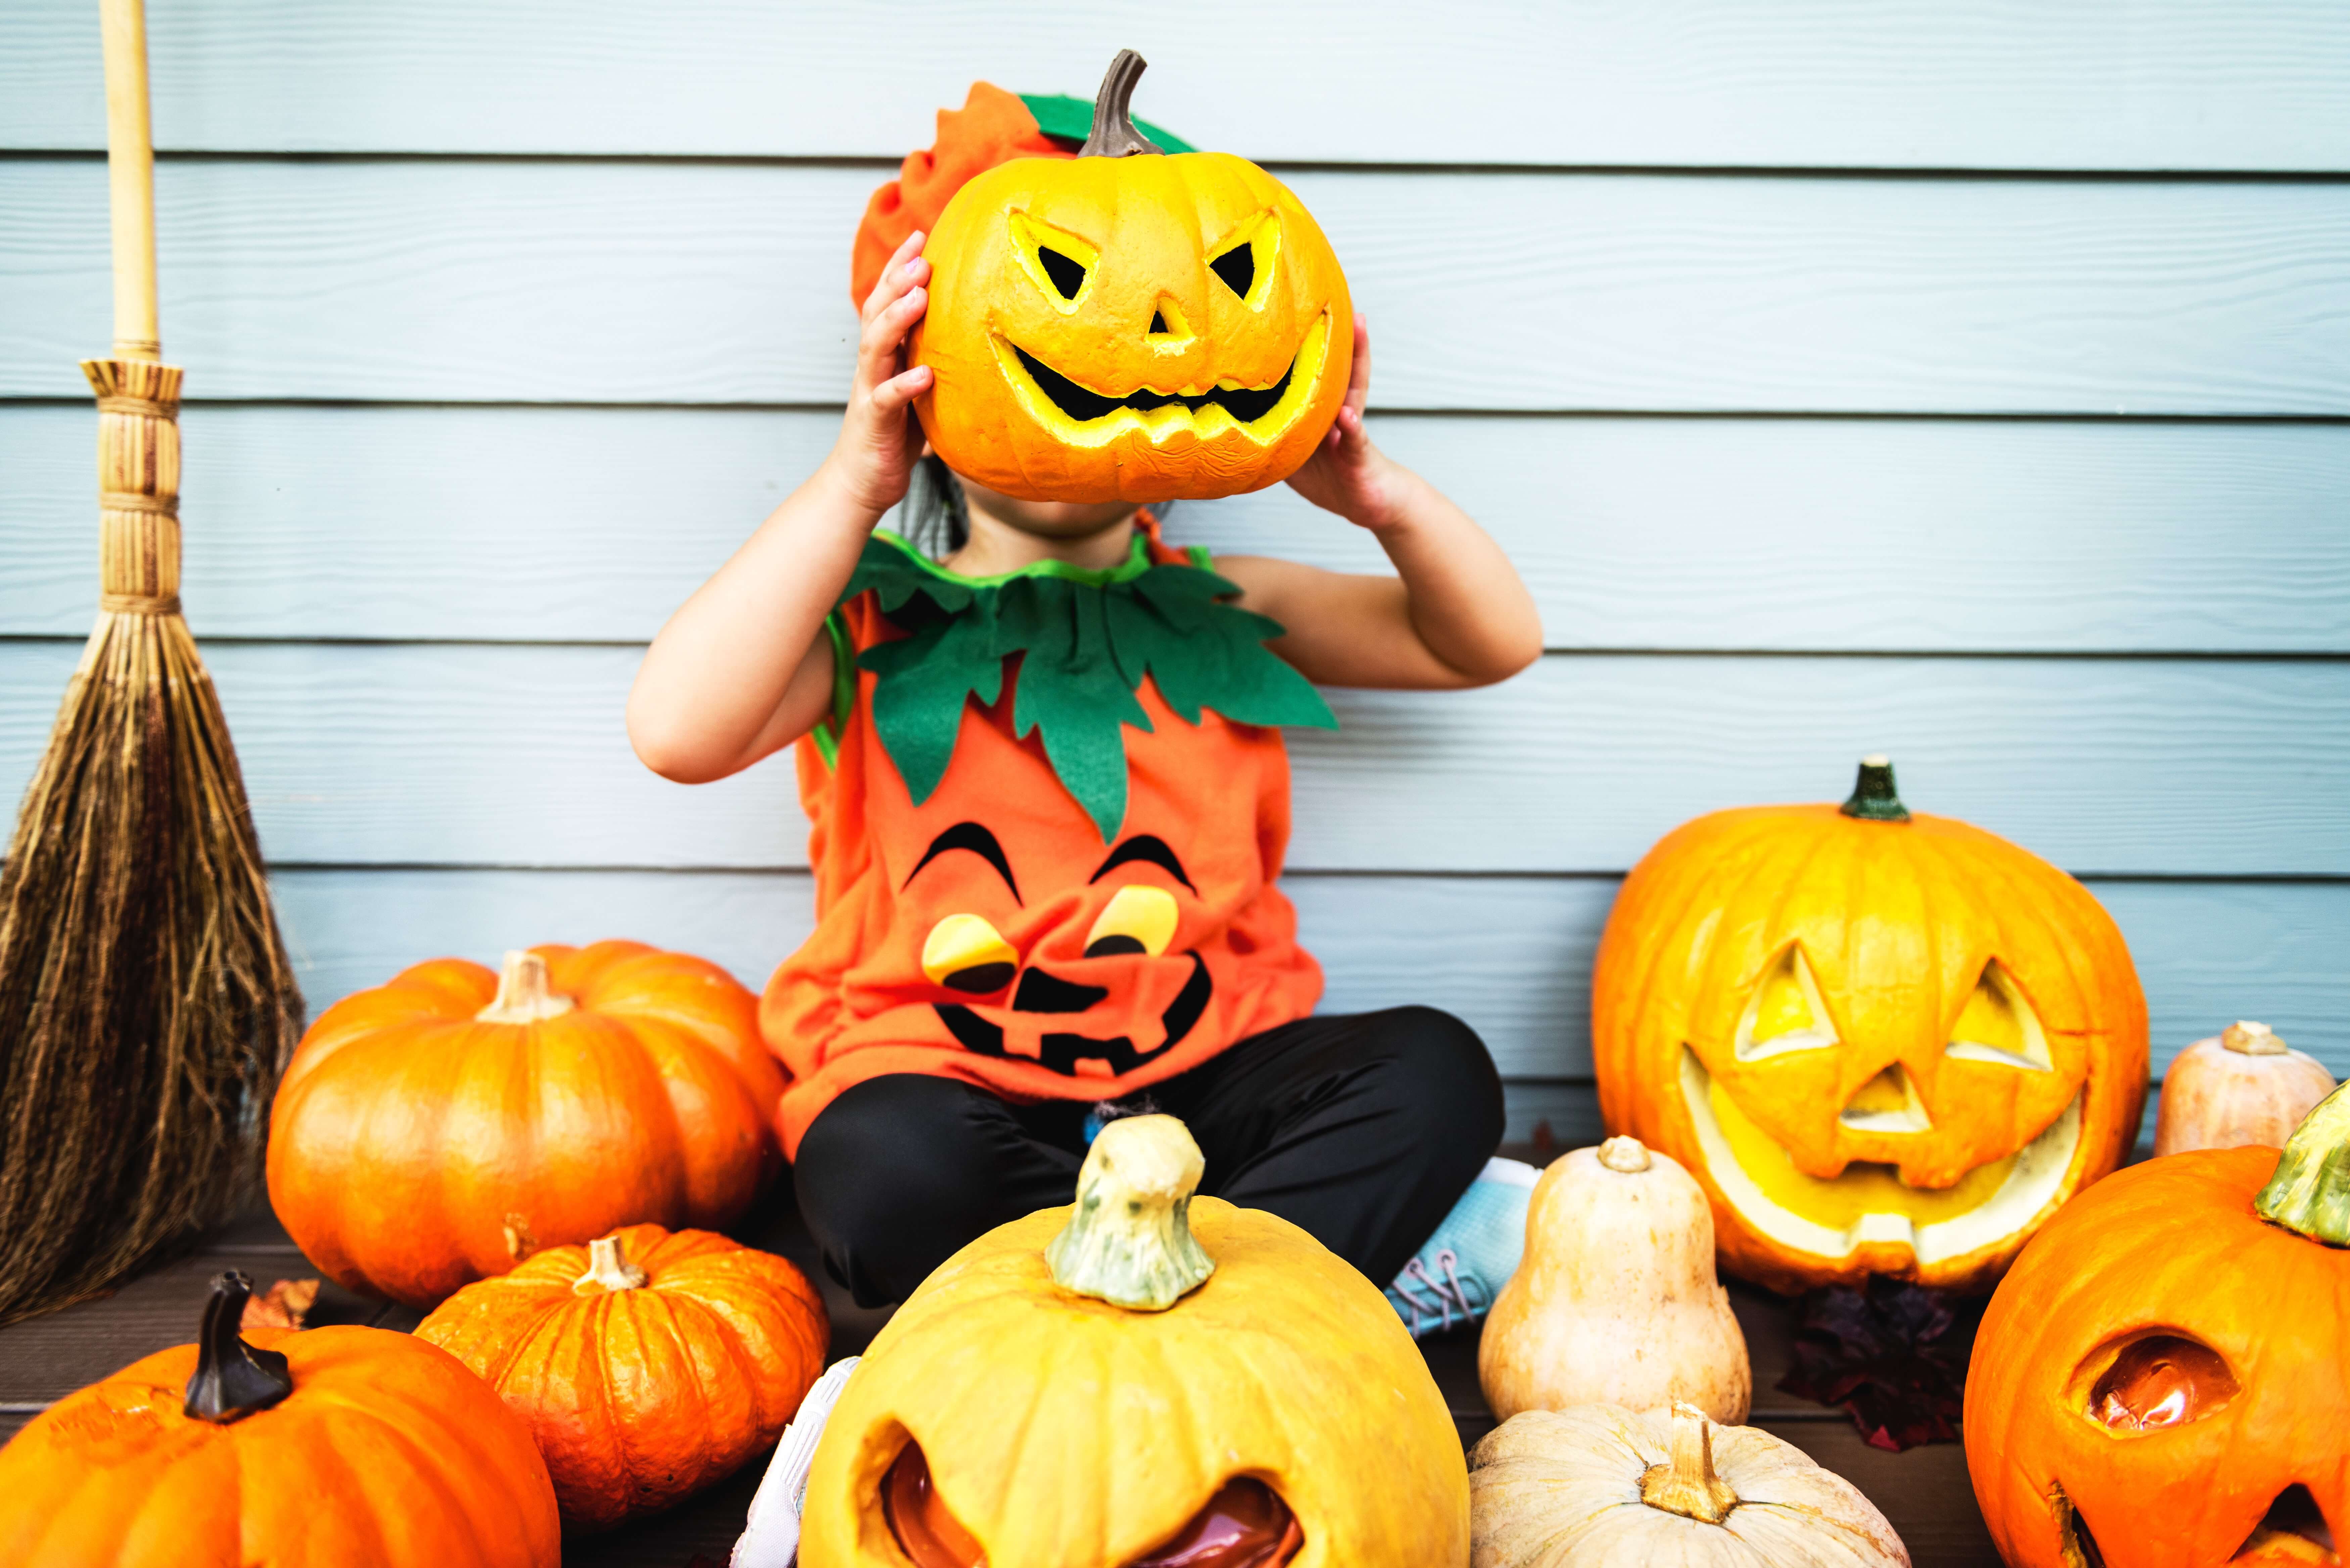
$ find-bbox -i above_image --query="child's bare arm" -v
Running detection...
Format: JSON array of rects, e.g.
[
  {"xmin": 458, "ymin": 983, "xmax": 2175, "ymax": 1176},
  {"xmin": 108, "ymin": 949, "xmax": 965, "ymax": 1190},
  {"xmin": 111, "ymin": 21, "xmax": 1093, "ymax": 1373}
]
[
  {"xmin": 1214, "ymin": 315, "xmax": 1542, "ymax": 689},
  {"xmin": 627, "ymin": 234, "xmax": 935, "ymax": 782}
]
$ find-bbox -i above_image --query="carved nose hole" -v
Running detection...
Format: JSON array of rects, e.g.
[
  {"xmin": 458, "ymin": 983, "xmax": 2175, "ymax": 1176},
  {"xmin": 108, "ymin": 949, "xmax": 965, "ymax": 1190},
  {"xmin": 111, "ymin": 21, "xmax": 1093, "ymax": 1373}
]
[
  {"xmin": 1146, "ymin": 296, "xmax": 1192, "ymax": 346},
  {"xmin": 2237, "ymin": 1485, "xmax": 2336, "ymax": 1558},
  {"xmin": 1839, "ymin": 1064, "xmax": 1932, "ymax": 1133},
  {"xmin": 1011, "ymin": 968, "xmax": 1110, "ymax": 1014}
]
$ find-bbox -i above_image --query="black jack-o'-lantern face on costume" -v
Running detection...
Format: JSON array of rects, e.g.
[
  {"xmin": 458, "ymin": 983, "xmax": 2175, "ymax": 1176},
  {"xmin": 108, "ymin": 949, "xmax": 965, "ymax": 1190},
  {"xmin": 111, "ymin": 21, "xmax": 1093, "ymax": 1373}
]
[{"xmin": 907, "ymin": 822, "xmax": 1212, "ymax": 1078}]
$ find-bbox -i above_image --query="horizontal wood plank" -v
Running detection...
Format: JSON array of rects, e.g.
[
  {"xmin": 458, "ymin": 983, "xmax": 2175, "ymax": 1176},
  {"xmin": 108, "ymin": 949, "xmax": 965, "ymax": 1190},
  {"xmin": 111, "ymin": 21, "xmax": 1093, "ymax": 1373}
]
[
  {"xmin": 7, "ymin": 159, "xmax": 2350, "ymax": 413},
  {"xmin": 3, "ymin": 0, "xmax": 2346, "ymax": 176},
  {"xmin": 6, "ymin": 643, "xmax": 2345, "ymax": 877},
  {"xmin": 265, "ymin": 868, "xmax": 2350, "ymax": 1082},
  {"xmin": 6, "ymin": 405, "xmax": 2349, "ymax": 653}
]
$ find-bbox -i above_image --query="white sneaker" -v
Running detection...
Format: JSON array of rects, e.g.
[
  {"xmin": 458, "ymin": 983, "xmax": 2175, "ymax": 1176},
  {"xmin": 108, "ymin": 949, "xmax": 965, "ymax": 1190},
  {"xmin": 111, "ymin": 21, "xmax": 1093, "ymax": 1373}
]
[{"xmin": 733, "ymin": 1356, "xmax": 860, "ymax": 1568}]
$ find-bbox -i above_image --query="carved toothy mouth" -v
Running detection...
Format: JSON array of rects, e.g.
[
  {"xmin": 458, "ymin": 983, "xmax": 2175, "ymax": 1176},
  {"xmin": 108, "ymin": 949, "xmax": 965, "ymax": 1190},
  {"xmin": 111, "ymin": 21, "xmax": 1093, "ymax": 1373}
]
[
  {"xmin": 992, "ymin": 312, "xmax": 1331, "ymax": 447},
  {"xmin": 1679, "ymin": 1047, "xmax": 2082, "ymax": 1267}
]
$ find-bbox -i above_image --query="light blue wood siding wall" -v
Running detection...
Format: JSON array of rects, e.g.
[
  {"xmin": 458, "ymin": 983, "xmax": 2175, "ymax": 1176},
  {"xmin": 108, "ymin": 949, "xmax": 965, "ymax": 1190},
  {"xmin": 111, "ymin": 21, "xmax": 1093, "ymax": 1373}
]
[{"xmin": 4, "ymin": 2, "xmax": 2346, "ymax": 1143}]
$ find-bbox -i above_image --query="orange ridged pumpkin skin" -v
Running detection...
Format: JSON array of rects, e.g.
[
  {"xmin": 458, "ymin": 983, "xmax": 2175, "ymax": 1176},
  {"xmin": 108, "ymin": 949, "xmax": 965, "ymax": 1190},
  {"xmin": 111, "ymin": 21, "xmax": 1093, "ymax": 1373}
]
[
  {"xmin": 267, "ymin": 940, "xmax": 786, "ymax": 1308},
  {"xmin": 416, "ymin": 1223, "xmax": 828, "ymax": 1530},
  {"xmin": 1592, "ymin": 796, "xmax": 2147, "ymax": 1294},
  {"xmin": 0, "ymin": 1325, "xmax": 559, "ymax": 1567},
  {"xmin": 800, "ymin": 1196, "xmax": 1468, "ymax": 1567},
  {"xmin": 1964, "ymin": 1146, "xmax": 2350, "ymax": 1568},
  {"xmin": 913, "ymin": 149, "xmax": 1351, "ymax": 504}
]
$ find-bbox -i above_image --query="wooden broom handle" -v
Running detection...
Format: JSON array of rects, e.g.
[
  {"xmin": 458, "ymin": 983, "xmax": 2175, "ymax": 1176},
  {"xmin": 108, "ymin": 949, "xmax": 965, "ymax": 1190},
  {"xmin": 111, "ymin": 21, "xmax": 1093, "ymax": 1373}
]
[{"xmin": 98, "ymin": 0, "xmax": 159, "ymax": 361}]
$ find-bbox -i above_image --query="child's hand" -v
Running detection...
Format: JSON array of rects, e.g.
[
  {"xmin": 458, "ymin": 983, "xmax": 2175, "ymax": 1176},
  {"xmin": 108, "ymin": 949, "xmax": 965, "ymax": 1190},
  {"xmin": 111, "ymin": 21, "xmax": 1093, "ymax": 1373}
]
[
  {"xmin": 1284, "ymin": 313, "xmax": 1404, "ymax": 530},
  {"xmin": 825, "ymin": 231, "xmax": 935, "ymax": 516}
]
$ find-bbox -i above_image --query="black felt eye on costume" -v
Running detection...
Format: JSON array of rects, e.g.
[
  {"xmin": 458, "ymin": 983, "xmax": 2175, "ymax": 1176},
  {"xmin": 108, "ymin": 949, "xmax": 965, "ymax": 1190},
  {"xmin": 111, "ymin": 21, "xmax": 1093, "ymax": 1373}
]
[
  {"xmin": 1209, "ymin": 244, "xmax": 1254, "ymax": 298},
  {"xmin": 1038, "ymin": 246, "xmax": 1088, "ymax": 301}
]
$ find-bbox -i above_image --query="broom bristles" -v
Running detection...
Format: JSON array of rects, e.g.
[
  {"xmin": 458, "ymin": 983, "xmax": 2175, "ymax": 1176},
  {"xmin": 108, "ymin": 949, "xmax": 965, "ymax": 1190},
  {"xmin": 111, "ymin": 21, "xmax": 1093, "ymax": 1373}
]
[{"xmin": 0, "ymin": 359, "xmax": 302, "ymax": 1326}]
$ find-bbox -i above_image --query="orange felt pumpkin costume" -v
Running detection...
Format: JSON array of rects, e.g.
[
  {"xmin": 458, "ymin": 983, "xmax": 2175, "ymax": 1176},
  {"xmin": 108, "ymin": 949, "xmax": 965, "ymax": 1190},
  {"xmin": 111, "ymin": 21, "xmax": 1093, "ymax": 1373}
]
[{"xmin": 763, "ymin": 521, "xmax": 1336, "ymax": 1156}]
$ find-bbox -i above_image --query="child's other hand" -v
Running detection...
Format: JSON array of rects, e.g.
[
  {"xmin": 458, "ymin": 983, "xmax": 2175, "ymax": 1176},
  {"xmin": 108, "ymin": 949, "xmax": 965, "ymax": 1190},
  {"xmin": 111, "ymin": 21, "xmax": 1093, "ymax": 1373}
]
[
  {"xmin": 826, "ymin": 231, "xmax": 935, "ymax": 517},
  {"xmin": 1284, "ymin": 313, "xmax": 1403, "ymax": 530}
]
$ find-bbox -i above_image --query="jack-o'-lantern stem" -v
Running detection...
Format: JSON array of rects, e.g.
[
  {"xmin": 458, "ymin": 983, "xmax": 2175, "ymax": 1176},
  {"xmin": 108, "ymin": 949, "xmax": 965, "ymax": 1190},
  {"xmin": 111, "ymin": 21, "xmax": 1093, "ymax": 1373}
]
[
  {"xmin": 475, "ymin": 949, "xmax": 575, "ymax": 1024},
  {"xmin": 1839, "ymin": 754, "xmax": 1912, "ymax": 823},
  {"xmin": 2255, "ymin": 1080, "xmax": 2350, "ymax": 1246},
  {"xmin": 1044, "ymin": 1114, "xmax": 1215, "ymax": 1310},
  {"xmin": 183, "ymin": 1270, "xmax": 294, "ymax": 1423},
  {"xmin": 1079, "ymin": 49, "xmax": 1167, "ymax": 159},
  {"xmin": 1639, "ymin": 1402, "xmax": 1740, "ymax": 1523}
]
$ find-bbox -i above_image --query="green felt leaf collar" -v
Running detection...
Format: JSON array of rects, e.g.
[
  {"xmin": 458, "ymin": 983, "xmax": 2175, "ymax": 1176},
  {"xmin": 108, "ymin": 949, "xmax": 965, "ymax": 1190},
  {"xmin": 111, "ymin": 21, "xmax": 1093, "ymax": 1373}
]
[{"xmin": 839, "ymin": 531, "xmax": 1335, "ymax": 839}]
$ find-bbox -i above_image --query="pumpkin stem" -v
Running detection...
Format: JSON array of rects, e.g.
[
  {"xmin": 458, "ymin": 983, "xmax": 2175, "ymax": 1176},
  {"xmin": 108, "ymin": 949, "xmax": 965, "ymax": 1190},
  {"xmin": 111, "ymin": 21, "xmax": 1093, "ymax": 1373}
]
[
  {"xmin": 572, "ymin": 1233, "xmax": 650, "ymax": 1295},
  {"xmin": 183, "ymin": 1270, "xmax": 295, "ymax": 1423},
  {"xmin": 2254, "ymin": 1080, "xmax": 2350, "ymax": 1246},
  {"xmin": 1044, "ymin": 1114, "xmax": 1215, "ymax": 1310},
  {"xmin": 2222, "ymin": 1020, "xmax": 2289, "ymax": 1057},
  {"xmin": 474, "ymin": 949, "xmax": 576, "ymax": 1024},
  {"xmin": 1597, "ymin": 1135, "xmax": 1652, "ymax": 1174},
  {"xmin": 1839, "ymin": 754, "xmax": 1911, "ymax": 823},
  {"xmin": 1078, "ymin": 49, "xmax": 1166, "ymax": 159},
  {"xmin": 1638, "ymin": 1401, "xmax": 1740, "ymax": 1524}
]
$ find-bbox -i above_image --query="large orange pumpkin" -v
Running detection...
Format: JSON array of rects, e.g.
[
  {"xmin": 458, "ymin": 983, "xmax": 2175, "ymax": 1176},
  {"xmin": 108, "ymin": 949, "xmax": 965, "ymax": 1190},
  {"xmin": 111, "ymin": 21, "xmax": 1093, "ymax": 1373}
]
[
  {"xmin": 1965, "ymin": 1085, "xmax": 2350, "ymax": 1568},
  {"xmin": 269, "ymin": 940, "xmax": 784, "ymax": 1307},
  {"xmin": 913, "ymin": 50, "xmax": 1351, "ymax": 503},
  {"xmin": 1592, "ymin": 758, "xmax": 2149, "ymax": 1293},
  {"xmin": 0, "ymin": 1271, "xmax": 560, "ymax": 1566},
  {"xmin": 416, "ymin": 1223, "xmax": 829, "ymax": 1530},
  {"xmin": 799, "ymin": 1115, "xmax": 1468, "ymax": 1566}
]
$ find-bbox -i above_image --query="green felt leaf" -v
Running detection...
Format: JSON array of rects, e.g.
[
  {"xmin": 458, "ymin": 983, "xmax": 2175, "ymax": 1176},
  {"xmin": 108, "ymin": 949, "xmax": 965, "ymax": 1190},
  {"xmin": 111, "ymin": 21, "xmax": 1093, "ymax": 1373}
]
[
  {"xmin": 1019, "ymin": 92, "xmax": 1198, "ymax": 155},
  {"xmin": 843, "ymin": 532, "xmax": 1336, "ymax": 837}
]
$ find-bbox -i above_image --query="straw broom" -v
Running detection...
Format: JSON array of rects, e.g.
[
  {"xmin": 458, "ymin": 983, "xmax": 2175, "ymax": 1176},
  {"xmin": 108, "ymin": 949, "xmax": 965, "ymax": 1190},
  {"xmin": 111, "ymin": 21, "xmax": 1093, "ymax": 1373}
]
[{"xmin": 0, "ymin": 0, "xmax": 301, "ymax": 1324}]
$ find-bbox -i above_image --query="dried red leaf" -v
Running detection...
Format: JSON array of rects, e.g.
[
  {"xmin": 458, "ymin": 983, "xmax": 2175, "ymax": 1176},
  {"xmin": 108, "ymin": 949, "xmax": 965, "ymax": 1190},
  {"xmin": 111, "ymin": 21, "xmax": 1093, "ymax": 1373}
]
[
  {"xmin": 1776, "ymin": 1276, "xmax": 1982, "ymax": 1451},
  {"xmin": 238, "ymin": 1277, "xmax": 321, "ymax": 1332}
]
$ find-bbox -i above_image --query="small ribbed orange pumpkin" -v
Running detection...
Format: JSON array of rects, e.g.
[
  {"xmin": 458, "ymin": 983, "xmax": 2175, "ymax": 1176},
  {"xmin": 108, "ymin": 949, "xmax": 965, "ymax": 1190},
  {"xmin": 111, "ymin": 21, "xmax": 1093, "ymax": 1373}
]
[
  {"xmin": 1965, "ymin": 1086, "xmax": 2350, "ymax": 1568},
  {"xmin": 1593, "ymin": 758, "xmax": 2148, "ymax": 1293},
  {"xmin": 416, "ymin": 1224, "xmax": 828, "ymax": 1530},
  {"xmin": 0, "ymin": 1271, "xmax": 560, "ymax": 1567},
  {"xmin": 268, "ymin": 941, "xmax": 785, "ymax": 1308}
]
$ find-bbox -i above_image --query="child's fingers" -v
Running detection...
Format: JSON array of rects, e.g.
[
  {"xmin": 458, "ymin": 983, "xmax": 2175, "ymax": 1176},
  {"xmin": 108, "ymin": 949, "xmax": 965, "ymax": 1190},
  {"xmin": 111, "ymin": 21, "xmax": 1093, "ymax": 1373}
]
[
  {"xmin": 859, "ymin": 231, "xmax": 929, "ymax": 323},
  {"xmin": 1346, "ymin": 311, "xmax": 1371, "ymax": 412},
  {"xmin": 868, "ymin": 363, "xmax": 933, "ymax": 416},
  {"xmin": 855, "ymin": 285, "xmax": 928, "ymax": 388}
]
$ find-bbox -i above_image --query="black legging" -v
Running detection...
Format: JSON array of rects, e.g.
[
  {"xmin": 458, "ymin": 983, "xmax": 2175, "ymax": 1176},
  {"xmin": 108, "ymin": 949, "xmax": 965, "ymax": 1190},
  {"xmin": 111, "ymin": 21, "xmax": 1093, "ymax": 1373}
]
[{"xmin": 793, "ymin": 1006, "xmax": 1505, "ymax": 1308}]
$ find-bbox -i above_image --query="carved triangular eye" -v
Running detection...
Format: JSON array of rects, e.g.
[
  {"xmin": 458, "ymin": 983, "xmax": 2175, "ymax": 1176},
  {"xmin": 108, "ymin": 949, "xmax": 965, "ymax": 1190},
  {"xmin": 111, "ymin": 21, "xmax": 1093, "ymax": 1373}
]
[
  {"xmin": 1210, "ymin": 244, "xmax": 1254, "ymax": 297},
  {"xmin": 1735, "ymin": 945, "xmax": 1839, "ymax": 1061},
  {"xmin": 1945, "ymin": 961, "xmax": 2052, "ymax": 1070}
]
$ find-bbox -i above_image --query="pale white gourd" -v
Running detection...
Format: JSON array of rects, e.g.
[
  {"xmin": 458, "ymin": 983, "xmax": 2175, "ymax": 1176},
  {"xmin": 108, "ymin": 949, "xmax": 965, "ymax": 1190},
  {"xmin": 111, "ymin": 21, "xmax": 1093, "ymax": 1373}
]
[
  {"xmin": 1469, "ymin": 1403, "xmax": 1910, "ymax": 1568},
  {"xmin": 2153, "ymin": 1021, "xmax": 2336, "ymax": 1156},
  {"xmin": 1478, "ymin": 1136, "xmax": 1750, "ymax": 1423}
]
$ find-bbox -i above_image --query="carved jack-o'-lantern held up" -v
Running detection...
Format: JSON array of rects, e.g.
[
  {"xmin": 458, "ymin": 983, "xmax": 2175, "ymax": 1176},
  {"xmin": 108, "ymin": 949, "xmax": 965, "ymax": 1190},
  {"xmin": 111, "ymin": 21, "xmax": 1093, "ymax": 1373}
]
[
  {"xmin": 1592, "ymin": 758, "xmax": 2149, "ymax": 1295},
  {"xmin": 912, "ymin": 51, "xmax": 1353, "ymax": 503},
  {"xmin": 797, "ymin": 1115, "xmax": 1469, "ymax": 1567},
  {"xmin": 1965, "ymin": 1085, "xmax": 2350, "ymax": 1568}
]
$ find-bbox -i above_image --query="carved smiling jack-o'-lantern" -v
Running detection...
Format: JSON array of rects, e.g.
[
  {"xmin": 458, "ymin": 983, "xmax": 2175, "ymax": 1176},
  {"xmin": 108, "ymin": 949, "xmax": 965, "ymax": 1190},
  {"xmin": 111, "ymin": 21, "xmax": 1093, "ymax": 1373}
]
[
  {"xmin": 913, "ymin": 51, "xmax": 1352, "ymax": 502},
  {"xmin": 798, "ymin": 1116, "xmax": 1470, "ymax": 1566},
  {"xmin": 1965, "ymin": 1085, "xmax": 2350, "ymax": 1568},
  {"xmin": 1592, "ymin": 758, "xmax": 2149, "ymax": 1294}
]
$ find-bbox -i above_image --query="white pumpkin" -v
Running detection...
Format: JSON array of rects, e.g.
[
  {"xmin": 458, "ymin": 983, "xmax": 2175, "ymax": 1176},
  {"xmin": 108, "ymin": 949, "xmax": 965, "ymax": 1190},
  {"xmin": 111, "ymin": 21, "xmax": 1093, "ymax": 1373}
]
[
  {"xmin": 2154, "ymin": 1020, "xmax": 2336, "ymax": 1156},
  {"xmin": 1479, "ymin": 1136, "xmax": 1750, "ymax": 1423},
  {"xmin": 1469, "ymin": 1403, "xmax": 1910, "ymax": 1568}
]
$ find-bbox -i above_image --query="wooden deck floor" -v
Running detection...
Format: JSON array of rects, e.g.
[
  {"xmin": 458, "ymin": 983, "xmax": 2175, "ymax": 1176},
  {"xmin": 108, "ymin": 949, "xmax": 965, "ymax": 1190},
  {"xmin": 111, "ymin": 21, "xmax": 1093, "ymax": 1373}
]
[{"xmin": 0, "ymin": 1181, "xmax": 2000, "ymax": 1567}]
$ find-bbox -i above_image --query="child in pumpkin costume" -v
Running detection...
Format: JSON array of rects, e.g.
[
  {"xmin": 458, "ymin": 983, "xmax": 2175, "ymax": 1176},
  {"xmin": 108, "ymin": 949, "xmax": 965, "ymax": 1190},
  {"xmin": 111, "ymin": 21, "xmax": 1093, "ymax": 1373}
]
[{"xmin": 630, "ymin": 85, "xmax": 1543, "ymax": 1318}]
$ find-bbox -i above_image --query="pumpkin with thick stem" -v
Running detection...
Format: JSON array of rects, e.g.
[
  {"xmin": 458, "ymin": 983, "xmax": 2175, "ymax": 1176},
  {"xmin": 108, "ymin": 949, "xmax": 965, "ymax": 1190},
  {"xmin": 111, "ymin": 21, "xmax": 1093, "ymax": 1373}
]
[
  {"xmin": 1593, "ymin": 756, "xmax": 2149, "ymax": 1293},
  {"xmin": 1966, "ymin": 1083, "xmax": 2350, "ymax": 1568},
  {"xmin": 1468, "ymin": 1402, "xmax": 1909, "ymax": 1566},
  {"xmin": 2153, "ymin": 1020, "xmax": 2335, "ymax": 1157},
  {"xmin": 268, "ymin": 940, "xmax": 784, "ymax": 1308},
  {"xmin": 416, "ymin": 1223, "xmax": 829, "ymax": 1530},
  {"xmin": 913, "ymin": 49, "xmax": 1352, "ymax": 503},
  {"xmin": 0, "ymin": 1271, "xmax": 559, "ymax": 1566},
  {"xmin": 798, "ymin": 1114, "xmax": 1468, "ymax": 1566}
]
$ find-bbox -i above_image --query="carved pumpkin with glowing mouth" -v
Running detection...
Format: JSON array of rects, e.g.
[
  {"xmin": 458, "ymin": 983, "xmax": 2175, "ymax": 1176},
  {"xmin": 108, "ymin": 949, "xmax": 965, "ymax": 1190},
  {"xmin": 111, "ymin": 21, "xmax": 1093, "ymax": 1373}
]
[
  {"xmin": 914, "ymin": 51, "xmax": 1351, "ymax": 503},
  {"xmin": 1592, "ymin": 758, "xmax": 2149, "ymax": 1294}
]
